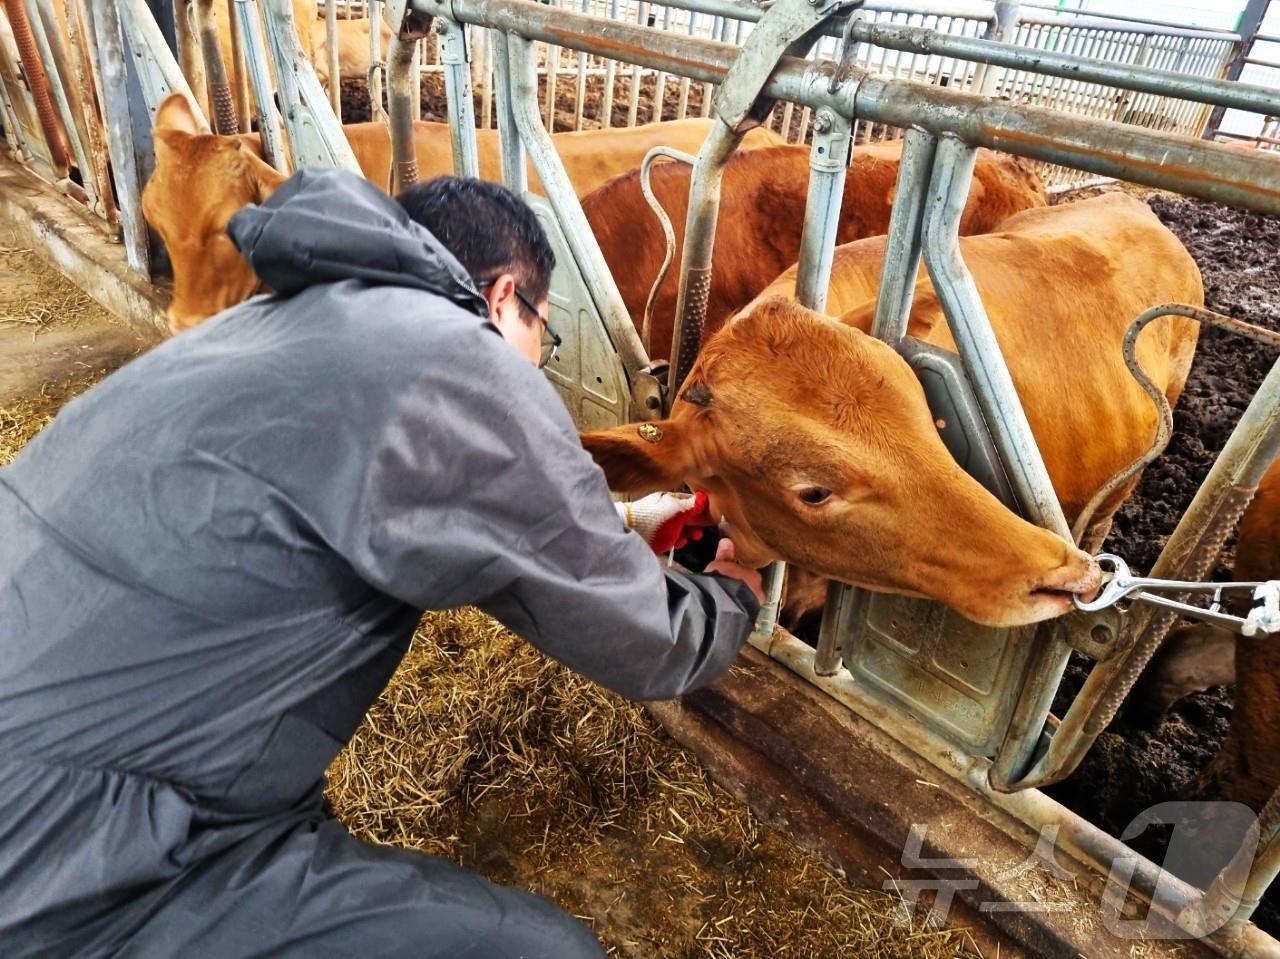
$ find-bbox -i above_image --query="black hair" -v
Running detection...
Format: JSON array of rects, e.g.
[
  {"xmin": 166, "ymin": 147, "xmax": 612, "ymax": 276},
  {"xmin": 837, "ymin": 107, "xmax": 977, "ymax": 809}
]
[{"xmin": 396, "ymin": 176, "xmax": 556, "ymax": 314}]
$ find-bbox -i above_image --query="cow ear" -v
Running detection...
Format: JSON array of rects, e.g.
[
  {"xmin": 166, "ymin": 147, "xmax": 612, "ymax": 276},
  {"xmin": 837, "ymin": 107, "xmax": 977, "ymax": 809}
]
[
  {"xmin": 248, "ymin": 154, "xmax": 288, "ymax": 204},
  {"xmin": 154, "ymin": 93, "xmax": 201, "ymax": 136},
  {"xmin": 580, "ymin": 419, "xmax": 702, "ymax": 494}
]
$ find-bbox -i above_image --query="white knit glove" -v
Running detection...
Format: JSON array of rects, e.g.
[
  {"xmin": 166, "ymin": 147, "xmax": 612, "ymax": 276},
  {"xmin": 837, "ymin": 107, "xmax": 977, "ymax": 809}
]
[{"xmin": 615, "ymin": 490, "xmax": 711, "ymax": 553}]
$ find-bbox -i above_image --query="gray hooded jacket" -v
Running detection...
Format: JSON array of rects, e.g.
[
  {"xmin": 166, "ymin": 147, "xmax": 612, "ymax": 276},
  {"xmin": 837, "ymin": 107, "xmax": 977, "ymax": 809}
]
[{"xmin": 0, "ymin": 169, "xmax": 756, "ymax": 953}]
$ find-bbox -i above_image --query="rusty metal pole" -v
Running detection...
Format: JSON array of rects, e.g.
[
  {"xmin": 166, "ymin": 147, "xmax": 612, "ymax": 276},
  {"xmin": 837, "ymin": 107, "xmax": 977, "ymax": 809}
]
[
  {"xmin": 2, "ymin": 0, "xmax": 69, "ymax": 176},
  {"xmin": 194, "ymin": 0, "xmax": 240, "ymax": 133}
]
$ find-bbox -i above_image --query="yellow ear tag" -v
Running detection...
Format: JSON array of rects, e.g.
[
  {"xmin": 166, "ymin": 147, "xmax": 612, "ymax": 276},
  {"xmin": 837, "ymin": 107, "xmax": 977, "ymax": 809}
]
[{"xmin": 638, "ymin": 423, "xmax": 664, "ymax": 444}]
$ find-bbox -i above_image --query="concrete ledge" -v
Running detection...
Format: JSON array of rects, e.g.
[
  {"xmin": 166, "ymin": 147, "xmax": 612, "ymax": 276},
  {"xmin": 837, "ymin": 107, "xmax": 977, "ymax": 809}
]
[
  {"xmin": 649, "ymin": 646, "xmax": 1226, "ymax": 959},
  {"xmin": 0, "ymin": 158, "xmax": 169, "ymax": 340}
]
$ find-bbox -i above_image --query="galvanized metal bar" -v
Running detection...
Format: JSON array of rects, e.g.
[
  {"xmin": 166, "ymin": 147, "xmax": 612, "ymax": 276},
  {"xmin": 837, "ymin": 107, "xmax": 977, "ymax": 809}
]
[
  {"xmin": 408, "ymin": 0, "xmax": 1280, "ymax": 214},
  {"xmin": 92, "ymin": 0, "xmax": 150, "ymax": 276},
  {"xmin": 232, "ymin": 0, "xmax": 286, "ymax": 172},
  {"xmin": 490, "ymin": 30, "xmax": 527, "ymax": 192},
  {"xmin": 438, "ymin": 16, "xmax": 480, "ymax": 177},
  {"xmin": 506, "ymin": 35, "xmax": 652, "ymax": 395},
  {"xmin": 173, "ymin": 0, "xmax": 209, "ymax": 118},
  {"xmin": 626, "ymin": 0, "xmax": 648, "ymax": 125},
  {"xmin": 543, "ymin": 37, "xmax": 559, "ymax": 129},
  {"xmin": 117, "ymin": 0, "xmax": 211, "ymax": 130},
  {"xmin": 921, "ymin": 136, "xmax": 1071, "ymax": 539},
  {"xmin": 226, "ymin": 0, "xmax": 252, "ymax": 130},
  {"xmin": 369, "ymin": 0, "xmax": 388, "ymax": 123},
  {"xmin": 69, "ymin": 0, "xmax": 115, "ymax": 220},
  {"xmin": 600, "ymin": 0, "xmax": 619, "ymax": 126},
  {"xmin": 262, "ymin": 0, "xmax": 362, "ymax": 173},
  {"xmin": 1013, "ymin": 350, "xmax": 1280, "ymax": 791},
  {"xmin": 1206, "ymin": 0, "xmax": 1271, "ymax": 139},
  {"xmin": 846, "ymin": 19, "xmax": 1280, "ymax": 117},
  {"xmin": 869, "ymin": 128, "xmax": 935, "ymax": 344},
  {"xmin": 326, "ymin": 0, "xmax": 342, "ymax": 114}
]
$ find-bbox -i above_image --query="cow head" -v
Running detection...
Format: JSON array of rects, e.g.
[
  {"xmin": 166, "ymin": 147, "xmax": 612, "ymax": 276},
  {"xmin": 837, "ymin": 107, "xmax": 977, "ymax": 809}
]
[
  {"xmin": 582, "ymin": 297, "xmax": 1100, "ymax": 628},
  {"xmin": 142, "ymin": 94, "xmax": 286, "ymax": 333}
]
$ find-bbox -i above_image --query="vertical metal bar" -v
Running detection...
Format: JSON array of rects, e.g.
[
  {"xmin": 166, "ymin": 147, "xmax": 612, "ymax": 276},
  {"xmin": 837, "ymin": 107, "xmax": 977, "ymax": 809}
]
[
  {"xmin": 600, "ymin": 0, "xmax": 618, "ymax": 127},
  {"xmin": 388, "ymin": 31, "xmax": 421, "ymax": 189},
  {"xmin": 233, "ymin": 0, "xmax": 286, "ymax": 172},
  {"xmin": 921, "ymin": 136, "xmax": 1071, "ymax": 540},
  {"xmin": 573, "ymin": 0, "xmax": 588, "ymax": 130},
  {"xmin": 438, "ymin": 16, "xmax": 479, "ymax": 177},
  {"xmin": 776, "ymin": 106, "xmax": 854, "ymax": 663},
  {"xmin": 194, "ymin": 0, "xmax": 239, "ymax": 133},
  {"xmin": 1206, "ymin": 0, "xmax": 1269, "ymax": 139},
  {"xmin": 677, "ymin": 11, "xmax": 695, "ymax": 119},
  {"xmin": 409, "ymin": 34, "xmax": 421, "ymax": 121},
  {"xmin": 369, "ymin": 0, "xmax": 387, "ymax": 123},
  {"xmin": 491, "ymin": 30, "xmax": 526, "ymax": 193},
  {"xmin": 479, "ymin": 25, "xmax": 493, "ymax": 129},
  {"xmin": 626, "ymin": 0, "xmax": 647, "ymax": 126},
  {"xmin": 543, "ymin": 37, "xmax": 560, "ymax": 130},
  {"xmin": 173, "ymin": 0, "xmax": 209, "ymax": 118},
  {"xmin": 92, "ymin": 0, "xmax": 150, "ymax": 276},
  {"xmin": 326, "ymin": 0, "xmax": 341, "ymax": 114},
  {"xmin": 226, "ymin": 0, "xmax": 252, "ymax": 130},
  {"xmin": 650, "ymin": 3, "xmax": 673, "ymax": 123}
]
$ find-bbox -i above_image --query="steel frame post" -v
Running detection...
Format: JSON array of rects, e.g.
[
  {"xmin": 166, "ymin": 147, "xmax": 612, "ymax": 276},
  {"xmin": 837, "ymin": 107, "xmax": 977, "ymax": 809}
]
[
  {"xmin": 490, "ymin": 31, "xmax": 526, "ymax": 194},
  {"xmin": 506, "ymin": 34, "xmax": 658, "ymax": 417},
  {"xmin": 1205, "ymin": 0, "xmax": 1272, "ymax": 139},
  {"xmin": 974, "ymin": 0, "xmax": 1018, "ymax": 96},
  {"xmin": 261, "ymin": 0, "xmax": 360, "ymax": 173},
  {"xmin": 117, "ymin": 0, "xmax": 211, "ymax": 130},
  {"xmin": 93, "ymin": 0, "xmax": 151, "ymax": 277},
  {"xmin": 667, "ymin": 0, "xmax": 850, "ymax": 402},
  {"xmin": 226, "ymin": 0, "xmax": 252, "ymax": 130},
  {"xmin": 438, "ymin": 16, "xmax": 480, "ymax": 177},
  {"xmin": 232, "ymin": 0, "xmax": 287, "ymax": 172}
]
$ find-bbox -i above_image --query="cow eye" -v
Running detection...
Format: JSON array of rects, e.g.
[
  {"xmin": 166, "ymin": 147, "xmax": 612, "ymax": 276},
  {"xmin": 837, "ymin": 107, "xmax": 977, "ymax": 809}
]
[{"xmin": 799, "ymin": 486, "xmax": 833, "ymax": 506}]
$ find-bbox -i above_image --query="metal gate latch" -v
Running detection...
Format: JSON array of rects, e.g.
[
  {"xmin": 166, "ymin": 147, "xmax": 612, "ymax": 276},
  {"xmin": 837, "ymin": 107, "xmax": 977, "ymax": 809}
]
[{"xmin": 1073, "ymin": 553, "xmax": 1280, "ymax": 636}]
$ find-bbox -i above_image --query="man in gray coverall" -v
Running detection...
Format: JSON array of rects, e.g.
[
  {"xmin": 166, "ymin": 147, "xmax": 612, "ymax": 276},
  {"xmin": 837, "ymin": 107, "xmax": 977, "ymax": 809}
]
[{"xmin": 0, "ymin": 170, "xmax": 763, "ymax": 957}]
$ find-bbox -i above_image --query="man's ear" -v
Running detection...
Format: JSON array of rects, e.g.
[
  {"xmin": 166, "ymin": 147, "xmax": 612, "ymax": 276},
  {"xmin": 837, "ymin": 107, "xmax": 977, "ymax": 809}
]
[{"xmin": 580, "ymin": 418, "xmax": 703, "ymax": 494}]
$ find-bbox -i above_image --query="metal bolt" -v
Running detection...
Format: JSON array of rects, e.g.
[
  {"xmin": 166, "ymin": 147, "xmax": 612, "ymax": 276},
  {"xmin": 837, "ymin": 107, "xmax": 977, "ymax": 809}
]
[{"xmin": 814, "ymin": 110, "xmax": 833, "ymax": 134}]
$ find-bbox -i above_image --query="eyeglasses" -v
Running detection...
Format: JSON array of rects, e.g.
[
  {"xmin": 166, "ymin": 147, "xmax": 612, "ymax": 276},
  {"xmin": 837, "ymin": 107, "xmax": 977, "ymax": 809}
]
[{"xmin": 476, "ymin": 278, "xmax": 561, "ymax": 369}]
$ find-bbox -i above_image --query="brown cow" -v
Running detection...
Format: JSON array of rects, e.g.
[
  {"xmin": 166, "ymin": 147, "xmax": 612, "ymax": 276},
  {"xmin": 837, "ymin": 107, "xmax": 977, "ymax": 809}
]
[
  {"xmin": 583, "ymin": 140, "xmax": 1047, "ymax": 356},
  {"xmin": 580, "ymin": 193, "xmax": 1200, "ymax": 628},
  {"xmin": 310, "ymin": 16, "xmax": 392, "ymax": 87},
  {"xmin": 142, "ymin": 93, "xmax": 783, "ymax": 331}
]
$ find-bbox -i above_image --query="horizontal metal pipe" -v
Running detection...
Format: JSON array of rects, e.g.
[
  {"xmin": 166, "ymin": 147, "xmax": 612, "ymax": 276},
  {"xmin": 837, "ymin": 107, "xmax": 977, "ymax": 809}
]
[
  {"xmin": 847, "ymin": 20, "xmax": 1280, "ymax": 117},
  {"xmin": 409, "ymin": 0, "xmax": 1280, "ymax": 214},
  {"xmin": 649, "ymin": 0, "xmax": 1240, "ymax": 43}
]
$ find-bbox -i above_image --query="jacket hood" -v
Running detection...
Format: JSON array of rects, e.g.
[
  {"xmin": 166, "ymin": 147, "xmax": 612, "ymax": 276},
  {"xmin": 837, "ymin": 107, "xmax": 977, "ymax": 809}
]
[{"xmin": 227, "ymin": 168, "xmax": 488, "ymax": 317}]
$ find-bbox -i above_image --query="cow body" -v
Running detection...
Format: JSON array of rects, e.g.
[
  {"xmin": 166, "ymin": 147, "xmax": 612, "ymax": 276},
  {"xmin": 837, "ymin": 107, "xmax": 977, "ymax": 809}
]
[
  {"xmin": 583, "ymin": 141, "xmax": 1047, "ymax": 357},
  {"xmin": 310, "ymin": 16, "xmax": 393, "ymax": 87},
  {"xmin": 582, "ymin": 193, "xmax": 1199, "ymax": 627},
  {"xmin": 143, "ymin": 93, "xmax": 781, "ymax": 330}
]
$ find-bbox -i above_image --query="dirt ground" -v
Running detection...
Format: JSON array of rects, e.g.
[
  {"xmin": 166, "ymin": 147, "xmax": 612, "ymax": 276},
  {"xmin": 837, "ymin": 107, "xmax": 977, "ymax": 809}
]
[{"xmin": 0, "ymin": 235, "xmax": 980, "ymax": 956}]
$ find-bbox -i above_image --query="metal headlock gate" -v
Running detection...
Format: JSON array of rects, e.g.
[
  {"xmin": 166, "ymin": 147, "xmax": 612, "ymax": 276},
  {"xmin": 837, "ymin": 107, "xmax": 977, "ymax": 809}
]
[{"xmin": 4, "ymin": 0, "xmax": 1280, "ymax": 952}]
